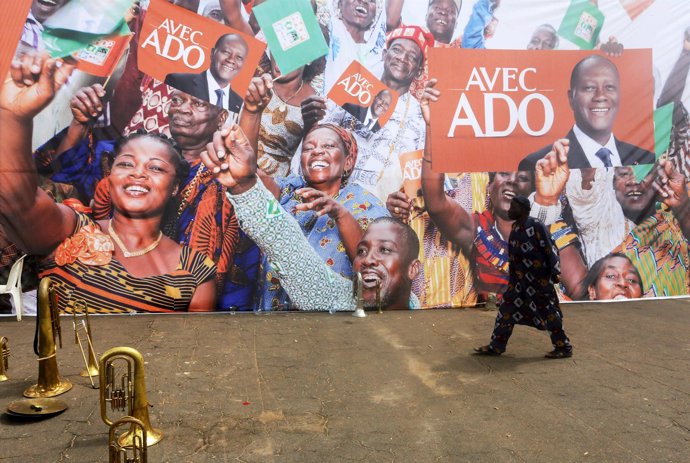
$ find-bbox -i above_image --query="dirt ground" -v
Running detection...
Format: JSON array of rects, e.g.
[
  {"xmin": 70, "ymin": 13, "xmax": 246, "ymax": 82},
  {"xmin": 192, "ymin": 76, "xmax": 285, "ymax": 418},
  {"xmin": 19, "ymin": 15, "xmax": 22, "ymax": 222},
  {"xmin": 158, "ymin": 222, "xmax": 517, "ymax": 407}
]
[{"xmin": 1, "ymin": 298, "xmax": 689, "ymax": 462}]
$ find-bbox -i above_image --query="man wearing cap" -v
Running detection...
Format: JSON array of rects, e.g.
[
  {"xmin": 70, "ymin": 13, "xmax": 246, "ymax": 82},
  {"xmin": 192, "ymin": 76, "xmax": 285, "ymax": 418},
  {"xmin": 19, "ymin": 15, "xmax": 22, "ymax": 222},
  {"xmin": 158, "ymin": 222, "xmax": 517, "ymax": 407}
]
[
  {"xmin": 302, "ymin": 25, "xmax": 433, "ymax": 201},
  {"xmin": 474, "ymin": 195, "xmax": 574, "ymax": 359}
]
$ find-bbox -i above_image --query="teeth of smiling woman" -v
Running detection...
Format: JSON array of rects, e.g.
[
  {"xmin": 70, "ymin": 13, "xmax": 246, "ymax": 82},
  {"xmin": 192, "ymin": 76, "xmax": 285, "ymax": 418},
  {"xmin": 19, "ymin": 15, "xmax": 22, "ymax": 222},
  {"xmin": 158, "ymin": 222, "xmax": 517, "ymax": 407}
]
[
  {"xmin": 504, "ymin": 191, "xmax": 515, "ymax": 199},
  {"xmin": 613, "ymin": 294, "xmax": 629, "ymax": 300},
  {"xmin": 126, "ymin": 185, "xmax": 149, "ymax": 194},
  {"xmin": 355, "ymin": 6, "xmax": 367, "ymax": 14},
  {"xmin": 437, "ymin": 19, "xmax": 447, "ymax": 25},
  {"xmin": 310, "ymin": 161, "xmax": 329, "ymax": 169},
  {"xmin": 591, "ymin": 108, "xmax": 609, "ymax": 113},
  {"xmin": 627, "ymin": 191, "xmax": 642, "ymax": 197}
]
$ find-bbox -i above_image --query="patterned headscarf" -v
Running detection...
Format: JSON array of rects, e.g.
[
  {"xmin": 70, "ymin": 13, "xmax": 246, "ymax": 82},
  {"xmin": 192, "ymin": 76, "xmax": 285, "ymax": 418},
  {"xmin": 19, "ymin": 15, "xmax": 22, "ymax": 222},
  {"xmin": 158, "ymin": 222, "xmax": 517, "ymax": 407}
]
[
  {"xmin": 386, "ymin": 25, "xmax": 436, "ymax": 60},
  {"xmin": 304, "ymin": 123, "xmax": 359, "ymax": 180}
]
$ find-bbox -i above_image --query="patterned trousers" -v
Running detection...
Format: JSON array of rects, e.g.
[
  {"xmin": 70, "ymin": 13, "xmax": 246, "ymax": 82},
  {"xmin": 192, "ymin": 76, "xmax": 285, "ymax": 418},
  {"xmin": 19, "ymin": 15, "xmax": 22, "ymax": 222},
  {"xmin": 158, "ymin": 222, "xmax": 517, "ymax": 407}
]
[{"xmin": 488, "ymin": 302, "xmax": 572, "ymax": 353}]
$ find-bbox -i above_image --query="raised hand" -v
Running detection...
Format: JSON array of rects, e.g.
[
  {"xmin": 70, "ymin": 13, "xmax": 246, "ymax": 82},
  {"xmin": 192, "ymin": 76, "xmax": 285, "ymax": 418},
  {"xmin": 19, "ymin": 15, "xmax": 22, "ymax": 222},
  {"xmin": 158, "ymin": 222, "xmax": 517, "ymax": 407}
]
[
  {"xmin": 243, "ymin": 73, "xmax": 273, "ymax": 114},
  {"xmin": 653, "ymin": 159, "xmax": 687, "ymax": 209},
  {"xmin": 70, "ymin": 84, "xmax": 106, "ymax": 125},
  {"xmin": 535, "ymin": 138, "xmax": 570, "ymax": 206},
  {"xmin": 201, "ymin": 124, "xmax": 257, "ymax": 193},
  {"xmin": 294, "ymin": 187, "xmax": 347, "ymax": 219},
  {"xmin": 386, "ymin": 190, "xmax": 412, "ymax": 223},
  {"xmin": 420, "ymin": 78, "xmax": 440, "ymax": 126},
  {"xmin": 300, "ymin": 95, "xmax": 327, "ymax": 132},
  {"xmin": 1, "ymin": 53, "xmax": 75, "ymax": 119}
]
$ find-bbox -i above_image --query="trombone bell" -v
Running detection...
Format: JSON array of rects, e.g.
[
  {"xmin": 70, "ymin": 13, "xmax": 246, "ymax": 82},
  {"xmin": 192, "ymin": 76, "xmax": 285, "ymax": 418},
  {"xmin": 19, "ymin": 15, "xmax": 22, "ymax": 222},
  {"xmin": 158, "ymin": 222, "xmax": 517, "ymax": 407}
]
[
  {"xmin": 23, "ymin": 278, "xmax": 72, "ymax": 398},
  {"xmin": 109, "ymin": 417, "xmax": 148, "ymax": 463},
  {"xmin": 99, "ymin": 347, "xmax": 163, "ymax": 447},
  {"xmin": 0, "ymin": 337, "xmax": 9, "ymax": 382}
]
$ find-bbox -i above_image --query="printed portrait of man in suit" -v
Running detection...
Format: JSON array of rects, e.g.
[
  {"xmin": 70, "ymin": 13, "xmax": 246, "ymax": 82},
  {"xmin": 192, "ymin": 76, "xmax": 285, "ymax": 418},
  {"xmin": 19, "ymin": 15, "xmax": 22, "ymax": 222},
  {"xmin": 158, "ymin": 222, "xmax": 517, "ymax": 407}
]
[
  {"xmin": 165, "ymin": 33, "xmax": 247, "ymax": 114},
  {"xmin": 342, "ymin": 89, "xmax": 394, "ymax": 134},
  {"xmin": 519, "ymin": 55, "xmax": 655, "ymax": 171}
]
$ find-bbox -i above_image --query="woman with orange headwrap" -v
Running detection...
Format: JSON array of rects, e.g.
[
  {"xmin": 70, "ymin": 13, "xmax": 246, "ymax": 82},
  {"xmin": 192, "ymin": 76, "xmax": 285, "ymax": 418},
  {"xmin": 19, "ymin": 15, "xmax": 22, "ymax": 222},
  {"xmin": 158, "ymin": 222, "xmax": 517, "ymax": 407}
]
[{"xmin": 240, "ymin": 75, "xmax": 390, "ymax": 310}]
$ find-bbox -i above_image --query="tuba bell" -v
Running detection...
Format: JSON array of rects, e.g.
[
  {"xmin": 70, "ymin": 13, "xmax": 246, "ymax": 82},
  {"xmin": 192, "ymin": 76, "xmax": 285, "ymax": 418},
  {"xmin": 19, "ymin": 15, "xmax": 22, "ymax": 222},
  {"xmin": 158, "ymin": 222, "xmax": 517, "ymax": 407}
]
[
  {"xmin": 99, "ymin": 347, "xmax": 163, "ymax": 447},
  {"xmin": 72, "ymin": 300, "xmax": 99, "ymax": 386},
  {"xmin": 109, "ymin": 416, "xmax": 148, "ymax": 463},
  {"xmin": 0, "ymin": 337, "xmax": 9, "ymax": 382},
  {"xmin": 352, "ymin": 272, "xmax": 367, "ymax": 317},
  {"xmin": 23, "ymin": 278, "xmax": 73, "ymax": 397}
]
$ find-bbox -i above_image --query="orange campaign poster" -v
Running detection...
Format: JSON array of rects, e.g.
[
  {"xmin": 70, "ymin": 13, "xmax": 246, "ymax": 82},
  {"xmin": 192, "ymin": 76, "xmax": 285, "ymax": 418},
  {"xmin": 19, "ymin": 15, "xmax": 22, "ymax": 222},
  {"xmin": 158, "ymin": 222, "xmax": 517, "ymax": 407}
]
[
  {"xmin": 427, "ymin": 48, "xmax": 655, "ymax": 173},
  {"xmin": 328, "ymin": 60, "xmax": 398, "ymax": 134},
  {"xmin": 138, "ymin": 0, "xmax": 265, "ymax": 112},
  {"xmin": 399, "ymin": 150, "xmax": 424, "ymax": 200},
  {"xmin": 0, "ymin": 0, "xmax": 32, "ymax": 81}
]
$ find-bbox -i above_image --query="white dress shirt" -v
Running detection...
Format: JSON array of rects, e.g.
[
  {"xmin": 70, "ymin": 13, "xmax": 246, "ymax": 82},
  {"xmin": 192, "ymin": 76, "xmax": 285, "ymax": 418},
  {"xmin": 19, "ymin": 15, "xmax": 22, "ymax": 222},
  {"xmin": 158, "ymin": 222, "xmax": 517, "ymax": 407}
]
[
  {"xmin": 572, "ymin": 124, "xmax": 622, "ymax": 168},
  {"xmin": 206, "ymin": 71, "xmax": 231, "ymax": 109}
]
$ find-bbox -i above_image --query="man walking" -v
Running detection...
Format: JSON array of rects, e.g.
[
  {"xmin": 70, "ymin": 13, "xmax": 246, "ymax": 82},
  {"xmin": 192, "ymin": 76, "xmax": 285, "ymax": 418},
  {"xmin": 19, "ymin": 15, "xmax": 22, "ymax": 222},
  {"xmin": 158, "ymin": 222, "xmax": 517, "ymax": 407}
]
[{"xmin": 474, "ymin": 195, "xmax": 573, "ymax": 359}]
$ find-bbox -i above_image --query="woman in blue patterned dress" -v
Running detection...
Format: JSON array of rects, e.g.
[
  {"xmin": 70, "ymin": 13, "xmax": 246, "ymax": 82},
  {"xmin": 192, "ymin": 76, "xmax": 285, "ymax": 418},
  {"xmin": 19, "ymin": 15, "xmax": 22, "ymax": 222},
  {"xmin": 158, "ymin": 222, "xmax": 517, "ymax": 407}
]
[{"xmin": 240, "ymin": 75, "xmax": 389, "ymax": 309}]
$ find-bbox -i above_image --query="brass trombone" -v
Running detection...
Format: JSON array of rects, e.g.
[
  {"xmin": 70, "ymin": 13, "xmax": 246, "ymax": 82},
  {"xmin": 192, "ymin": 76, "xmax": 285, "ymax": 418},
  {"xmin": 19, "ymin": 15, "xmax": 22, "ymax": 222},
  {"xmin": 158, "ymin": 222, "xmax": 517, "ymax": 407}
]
[
  {"xmin": 0, "ymin": 337, "xmax": 9, "ymax": 382},
  {"xmin": 72, "ymin": 300, "xmax": 99, "ymax": 386},
  {"xmin": 23, "ymin": 278, "xmax": 72, "ymax": 398},
  {"xmin": 109, "ymin": 417, "xmax": 147, "ymax": 463},
  {"xmin": 99, "ymin": 347, "xmax": 163, "ymax": 447}
]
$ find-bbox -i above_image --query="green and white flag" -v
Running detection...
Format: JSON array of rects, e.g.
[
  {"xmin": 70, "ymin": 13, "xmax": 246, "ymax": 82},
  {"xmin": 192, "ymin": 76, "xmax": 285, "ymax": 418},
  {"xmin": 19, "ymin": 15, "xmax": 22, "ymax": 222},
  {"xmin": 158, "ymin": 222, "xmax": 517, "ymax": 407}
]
[
  {"xmin": 42, "ymin": 0, "xmax": 133, "ymax": 58},
  {"xmin": 632, "ymin": 103, "xmax": 674, "ymax": 182},
  {"xmin": 253, "ymin": 0, "xmax": 328, "ymax": 76},
  {"xmin": 558, "ymin": 0, "xmax": 606, "ymax": 50}
]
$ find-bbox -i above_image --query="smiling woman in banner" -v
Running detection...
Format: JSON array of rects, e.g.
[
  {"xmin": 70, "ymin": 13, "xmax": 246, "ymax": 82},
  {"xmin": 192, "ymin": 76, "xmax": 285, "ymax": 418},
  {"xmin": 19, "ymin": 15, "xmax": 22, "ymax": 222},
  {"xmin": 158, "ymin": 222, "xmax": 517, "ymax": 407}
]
[
  {"xmin": 0, "ymin": 54, "xmax": 217, "ymax": 314},
  {"xmin": 238, "ymin": 74, "xmax": 389, "ymax": 310}
]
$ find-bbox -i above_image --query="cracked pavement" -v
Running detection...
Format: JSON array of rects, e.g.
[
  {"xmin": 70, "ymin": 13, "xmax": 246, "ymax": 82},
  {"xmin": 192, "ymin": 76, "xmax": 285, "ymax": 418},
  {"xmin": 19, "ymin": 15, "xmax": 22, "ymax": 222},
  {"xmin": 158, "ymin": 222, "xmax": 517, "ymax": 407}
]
[{"xmin": 1, "ymin": 298, "xmax": 689, "ymax": 462}]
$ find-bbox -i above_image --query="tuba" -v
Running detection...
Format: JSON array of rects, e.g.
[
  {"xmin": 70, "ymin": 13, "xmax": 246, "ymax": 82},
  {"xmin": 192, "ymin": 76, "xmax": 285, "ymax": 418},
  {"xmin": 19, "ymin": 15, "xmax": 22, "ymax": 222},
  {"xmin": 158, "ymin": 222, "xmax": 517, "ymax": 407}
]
[
  {"xmin": 99, "ymin": 347, "xmax": 163, "ymax": 447},
  {"xmin": 352, "ymin": 272, "xmax": 367, "ymax": 317},
  {"xmin": 23, "ymin": 278, "xmax": 73, "ymax": 398},
  {"xmin": 109, "ymin": 416, "xmax": 148, "ymax": 463},
  {"xmin": 72, "ymin": 300, "xmax": 99, "ymax": 386},
  {"xmin": 0, "ymin": 337, "xmax": 9, "ymax": 382}
]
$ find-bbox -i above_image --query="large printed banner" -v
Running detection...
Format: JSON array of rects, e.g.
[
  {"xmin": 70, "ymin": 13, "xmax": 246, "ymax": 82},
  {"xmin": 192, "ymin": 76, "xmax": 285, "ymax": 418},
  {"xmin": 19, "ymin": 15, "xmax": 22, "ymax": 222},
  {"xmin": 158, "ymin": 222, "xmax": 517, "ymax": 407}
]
[
  {"xmin": 2, "ymin": 0, "xmax": 690, "ymax": 316},
  {"xmin": 428, "ymin": 49, "xmax": 655, "ymax": 172}
]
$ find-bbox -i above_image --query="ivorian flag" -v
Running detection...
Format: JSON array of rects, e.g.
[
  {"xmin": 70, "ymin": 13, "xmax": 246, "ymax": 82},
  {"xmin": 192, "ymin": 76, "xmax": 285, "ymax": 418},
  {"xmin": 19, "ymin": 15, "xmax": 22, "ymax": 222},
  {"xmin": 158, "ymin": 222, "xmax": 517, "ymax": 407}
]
[
  {"xmin": 75, "ymin": 23, "xmax": 132, "ymax": 77},
  {"xmin": 252, "ymin": 0, "xmax": 328, "ymax": 76},
  {"xmin": 632, "ymin": 103, "xmax": 674, "ymax": 181},
  {"xmin": 558, "ymin": 0, "xmax": 606, "ymax": 50},
  {"xmin": 620, "ymin": 0, "xmax": 655, "ymax": 20},
  {"xmin": 41, "ymin": 0, "xmax": 133, "ymax": 58}
]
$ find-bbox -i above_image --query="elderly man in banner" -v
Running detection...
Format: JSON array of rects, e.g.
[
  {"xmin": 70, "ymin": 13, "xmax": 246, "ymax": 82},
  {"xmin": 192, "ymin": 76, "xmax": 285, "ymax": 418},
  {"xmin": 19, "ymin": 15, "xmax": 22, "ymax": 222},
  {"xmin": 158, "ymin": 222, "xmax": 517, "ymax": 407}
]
[{"xmin": 302, "ymin": 25, "xmax": 433, "ymax": 201}]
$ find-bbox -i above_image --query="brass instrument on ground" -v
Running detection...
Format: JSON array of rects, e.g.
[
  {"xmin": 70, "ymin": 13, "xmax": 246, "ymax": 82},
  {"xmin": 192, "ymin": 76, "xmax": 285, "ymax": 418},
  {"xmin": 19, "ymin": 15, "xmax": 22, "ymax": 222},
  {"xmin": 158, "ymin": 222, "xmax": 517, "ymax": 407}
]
[
  {"xmin": 0, "ymin": 337, "xmax": 9, "ymax": 382},
  {"xmin": 23, "ymin": 278, "xmax": 72, "ymax": 398},
  {"xmin": 109, "ymin": 417, "xmax": 148, "ymax": 463},
  {"xmin": 99, "ymin": 347, "xmax": 163, "ymax": 447},
  {"xmin": 72, "ymin": 300, "xmax": 99, "ymax": 386},
  {"xmin": 352, "ymin": 272, "xmax": 367, "ymax": 317}
]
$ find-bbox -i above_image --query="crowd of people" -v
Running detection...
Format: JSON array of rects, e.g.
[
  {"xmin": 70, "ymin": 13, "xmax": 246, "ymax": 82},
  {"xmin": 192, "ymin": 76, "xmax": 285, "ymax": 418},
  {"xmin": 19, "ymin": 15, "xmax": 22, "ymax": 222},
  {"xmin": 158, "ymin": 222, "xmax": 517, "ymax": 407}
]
[{"xmin": 1, "ymin": 0, "xmax": 690, "ymax": 323}]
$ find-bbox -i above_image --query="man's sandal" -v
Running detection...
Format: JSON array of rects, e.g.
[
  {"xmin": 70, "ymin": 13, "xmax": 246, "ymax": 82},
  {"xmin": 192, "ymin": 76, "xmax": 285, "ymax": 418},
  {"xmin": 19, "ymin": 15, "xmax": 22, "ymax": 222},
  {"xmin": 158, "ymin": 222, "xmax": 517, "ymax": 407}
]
[
  {"xmin": 473, "ymin": 345, "xmax": 501, "ymax": 356},
  {"xmin": 545, "ymin": 349, "xmax": 573, "ymax": 359}
]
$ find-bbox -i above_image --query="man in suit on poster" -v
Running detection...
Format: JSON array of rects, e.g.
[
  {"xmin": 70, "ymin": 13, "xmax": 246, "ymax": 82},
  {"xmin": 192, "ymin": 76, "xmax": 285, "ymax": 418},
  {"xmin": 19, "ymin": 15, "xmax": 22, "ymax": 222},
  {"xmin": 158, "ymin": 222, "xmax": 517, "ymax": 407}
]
[
  {"xmin": 519, "ymin": 55, "xmax": 655, "ymax": 171},
  {"xmin": 342, "ymin": 89, "xmax": 393, "ymax": 134},
  {"xmin": 165, "ymin": 33, "xmax": 247, "ymax": 114}
]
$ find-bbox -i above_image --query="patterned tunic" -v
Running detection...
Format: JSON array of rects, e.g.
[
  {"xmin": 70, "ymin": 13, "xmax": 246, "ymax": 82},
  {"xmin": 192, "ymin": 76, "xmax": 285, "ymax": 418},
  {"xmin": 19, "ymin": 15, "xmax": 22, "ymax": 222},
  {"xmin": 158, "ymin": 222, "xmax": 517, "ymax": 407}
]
[
  {"xmin": 259, "ymin": 175, "xmax": 389, "ymax": 310},
  {"xmin": 489, "ymin": 217, "xmax": 571, "ymax": 353},
  {"xmin": 39, "ymin": 214, "xmax": 216, "ymax": 314},
  {"xmin": 615, "ymin": 206, "xmax": 690, "ymax": 297},
  {"xmin": 502, "ymin": 217, "xmax": 561, "ymax": 314}
]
